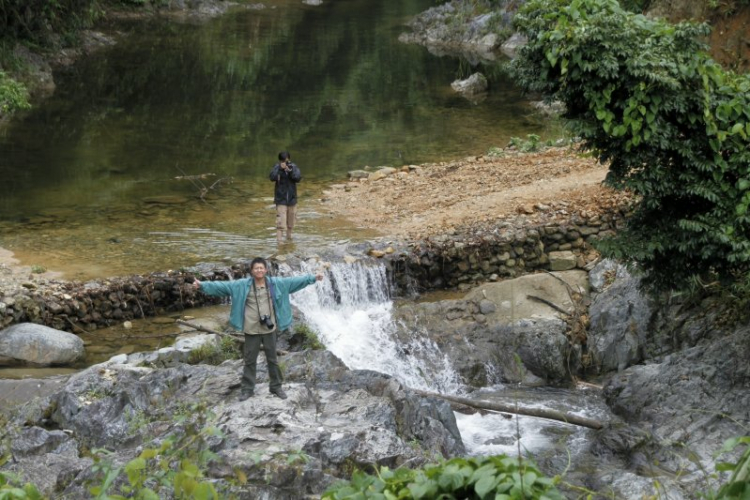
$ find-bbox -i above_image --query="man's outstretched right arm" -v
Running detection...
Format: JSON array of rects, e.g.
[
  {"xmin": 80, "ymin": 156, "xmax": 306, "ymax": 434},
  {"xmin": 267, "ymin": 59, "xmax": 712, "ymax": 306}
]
[{"xmin": 194, "ymin": 278, "xmax": 233, "ymax": 297}]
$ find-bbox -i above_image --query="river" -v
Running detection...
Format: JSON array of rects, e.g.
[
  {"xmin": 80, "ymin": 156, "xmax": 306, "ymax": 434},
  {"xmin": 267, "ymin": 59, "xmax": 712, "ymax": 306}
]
[{"xmin": 0, "ymin": 0, "xmax": 552, "ymax": 281}]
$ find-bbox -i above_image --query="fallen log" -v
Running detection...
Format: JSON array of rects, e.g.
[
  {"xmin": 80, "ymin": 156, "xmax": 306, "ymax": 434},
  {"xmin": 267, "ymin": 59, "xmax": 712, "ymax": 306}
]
[{"xmin": 413, "ymin": 389, "xmax": 603, "ymax": 430}]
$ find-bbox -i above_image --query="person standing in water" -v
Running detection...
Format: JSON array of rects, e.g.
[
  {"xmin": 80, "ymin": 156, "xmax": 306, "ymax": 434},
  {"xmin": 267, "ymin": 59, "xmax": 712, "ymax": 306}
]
[{"xmin": 269, "ymin": 151, "xmax": 301, "ymax": 243}]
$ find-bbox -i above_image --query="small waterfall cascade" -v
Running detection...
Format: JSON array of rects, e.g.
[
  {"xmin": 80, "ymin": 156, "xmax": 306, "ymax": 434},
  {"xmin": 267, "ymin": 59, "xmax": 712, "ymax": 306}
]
[
  {"xmin": 291, "ymin": 261, "xmax": 463, "ymax": 393},
  {"xmin": 291, "ymin": 261, "xmax": 605, "ymax": 459}
]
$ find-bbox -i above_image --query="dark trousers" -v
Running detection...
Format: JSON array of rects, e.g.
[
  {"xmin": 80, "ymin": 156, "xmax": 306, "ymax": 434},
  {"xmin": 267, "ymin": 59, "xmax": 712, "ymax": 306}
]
[{"xmin": 242, "ymin": 331, "xmax": 282, "ymax": 394}]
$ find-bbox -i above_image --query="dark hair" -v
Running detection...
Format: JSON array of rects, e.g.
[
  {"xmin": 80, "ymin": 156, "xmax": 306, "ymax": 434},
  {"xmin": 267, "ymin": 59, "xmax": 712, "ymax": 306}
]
[
  {"xmin": 250, "ymin": 257, "xmax": 267, "ymax": 270},
  {"xmin": 278, "ymin": 151, "xmax": 290, "ymax": 162}
]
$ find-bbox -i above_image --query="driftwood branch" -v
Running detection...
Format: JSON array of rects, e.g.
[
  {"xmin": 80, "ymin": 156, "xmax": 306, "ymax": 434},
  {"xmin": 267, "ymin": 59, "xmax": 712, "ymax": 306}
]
[
  {"xmin": 413, "ymin": 389, "xmax": 603, "ymax": 430},
  {"xmin": 176, "ymin": 319, "xmax": 243, "ymax": 343},
  {"xmin": 526, "ymin": 294, "xmax": 569, "ymax": 316},
  {"xmin": 174, "ymin": 166, "xmax": 233, "ymax": 203}
]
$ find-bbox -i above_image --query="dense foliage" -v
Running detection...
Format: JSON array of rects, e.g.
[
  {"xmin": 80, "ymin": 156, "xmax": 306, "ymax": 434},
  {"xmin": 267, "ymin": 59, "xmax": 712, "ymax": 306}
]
[
  {"xmin": 322, "ymin": 455, "xmax": 564, "ymax": 500},
  {"xmin": 511, "ymin": 0, "xmax": 750, "ymax": 291},
  {"xmin": 0, "ymin": 70, "xmax": 29, "ymax": 116},
  {"xmin": 0, "ymin": 0, "xmax": 101, "ymax": 44}
]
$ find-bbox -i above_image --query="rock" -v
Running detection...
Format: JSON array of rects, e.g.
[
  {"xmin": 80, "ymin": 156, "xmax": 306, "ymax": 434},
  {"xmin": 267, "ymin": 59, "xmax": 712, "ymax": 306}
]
[
  {"xmin": 0, "ymin": 376, "xmax": 69, "ymax": 416},
  {"xmin": 588, "ymin": 270, "xmax": 653, "ymax": 372},
  {"xmin": 394, "ymin": 271, "xmax": 589, "ymax": 386},
  {"xmin": 500, "ymin": 32, "xmax": 527, "ymax": 59},
  {"xmin": 347, "ymin": 170, "xmax": 369, "ymax": 180},
  {"xmin": 477, "ymin": 33, "xmax": 498, "ymax": 52},
  {"xmin": 589, "ymin": 258, "xmax": 628, "ymax": 293},
  {"xmin": 450, "ymin": 72, "xmax": 488, "ymax": 96},
  {"xmin": 601, "ymin": 322, "xmax": 750, "ymax": 489},
  {"xmin": 0, "ymin": 323, "xmax": 85, "ymax": 367},
  {"xmin": 1, "ymin": 350, "xmax": 464, "ymax": 498},
  {"xmin": 548, "ymin": 250, "xmax": 577, "ymax": 271}
]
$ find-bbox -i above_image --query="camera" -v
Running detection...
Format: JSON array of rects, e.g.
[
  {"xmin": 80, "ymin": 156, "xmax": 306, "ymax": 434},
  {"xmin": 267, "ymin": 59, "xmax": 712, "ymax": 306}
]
[
  {"xmin": 284, "ymin": 160, "xmax": 292, "ymax": 168},
  {"xmin": 259, "ymin": 315, "xmax": 274, "ymax": 329}
]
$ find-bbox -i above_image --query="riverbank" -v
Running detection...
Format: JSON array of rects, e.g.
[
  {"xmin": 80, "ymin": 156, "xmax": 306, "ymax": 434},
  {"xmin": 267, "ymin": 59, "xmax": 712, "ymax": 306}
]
[{"xmin": 320, "ymin": 145, "xmax": 625, "ymax": 240}]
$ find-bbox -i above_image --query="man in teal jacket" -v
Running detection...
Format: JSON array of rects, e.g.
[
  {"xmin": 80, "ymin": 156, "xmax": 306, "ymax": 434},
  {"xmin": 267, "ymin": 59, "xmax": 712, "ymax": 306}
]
[{"xmin": 194, "ymin": 257, "xmax": 323, "ymax": 400}]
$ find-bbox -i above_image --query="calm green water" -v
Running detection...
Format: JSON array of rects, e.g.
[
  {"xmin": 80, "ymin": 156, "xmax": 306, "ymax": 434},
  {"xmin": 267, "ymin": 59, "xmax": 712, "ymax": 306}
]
[{"xmin": 0, "ymin": 0, "xmax": 553, "ymax": 280}]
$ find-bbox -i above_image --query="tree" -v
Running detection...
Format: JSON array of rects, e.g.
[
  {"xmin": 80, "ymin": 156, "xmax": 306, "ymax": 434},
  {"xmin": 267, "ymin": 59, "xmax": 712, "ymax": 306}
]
[{"xmin": 510, "ymin": 0, "xmax": 750, "ymax": 291}]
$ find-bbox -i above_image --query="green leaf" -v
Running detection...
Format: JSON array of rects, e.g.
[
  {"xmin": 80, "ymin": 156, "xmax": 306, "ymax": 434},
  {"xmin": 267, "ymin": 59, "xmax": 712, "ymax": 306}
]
[
  {"xmin": 475, "ymin": 473, "xmax": 498, "ymax": 498},
  {"xmin": 139, "ymin": 488, "xmax": 160, "ymax": 500},
  {"xmin": 194, "ymin": 482, "xmax": 218, "ymax": 500},
  {"xmin": 408, "ymin": 480, "xmax": 437, "ymax": 499}
]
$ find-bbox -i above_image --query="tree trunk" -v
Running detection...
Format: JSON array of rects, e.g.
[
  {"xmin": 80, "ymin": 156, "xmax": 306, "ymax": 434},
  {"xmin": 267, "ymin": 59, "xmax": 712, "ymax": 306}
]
[{"xmin": 413, "ymin": 389, "xmax": 604, "ymax": 430}]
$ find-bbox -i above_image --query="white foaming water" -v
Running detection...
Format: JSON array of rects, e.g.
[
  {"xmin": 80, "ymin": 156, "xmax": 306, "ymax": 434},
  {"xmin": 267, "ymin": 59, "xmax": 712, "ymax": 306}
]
[
  {"xmin": 292, "ymin": 261, "xmax": 462, "ymax": 393},
  {"xmin": 291, "ymin": 261, "xmax": 598, "ymax": 457}
]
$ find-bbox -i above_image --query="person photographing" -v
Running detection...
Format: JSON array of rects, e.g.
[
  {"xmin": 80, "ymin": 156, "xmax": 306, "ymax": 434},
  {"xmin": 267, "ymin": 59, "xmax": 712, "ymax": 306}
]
[
  {"xmin": 193, "ymin": 257, "xmax": 323, "ymax": 400},
  {"xmin": 269, "ymin": 151, "xmax": 302, "ymax": 243}
]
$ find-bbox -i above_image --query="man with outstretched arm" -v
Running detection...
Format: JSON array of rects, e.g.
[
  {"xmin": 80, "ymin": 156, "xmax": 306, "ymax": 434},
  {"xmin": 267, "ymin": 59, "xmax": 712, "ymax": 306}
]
[{"xmin": 193, "ymin": 257, "xmax": 323, "ymax": 400}]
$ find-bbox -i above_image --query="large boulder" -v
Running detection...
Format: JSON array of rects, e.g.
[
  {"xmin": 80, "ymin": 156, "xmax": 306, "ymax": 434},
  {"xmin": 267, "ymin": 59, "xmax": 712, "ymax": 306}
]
[
  {"xmin": 587, "ymin": 262, "xmax": 654, "ymax": 373},
  {"xmin": 394, "ymin": 271, "xmax": 589, "ymax": 386},
  {"xmin": 0, "ymin": 323, "xmax": 84, "ymax": 367},
  {"xmin": 1, "ymin": 349, "xmax": 464, "ymax": 498},
  {"xmin": 601, "ymin": 321, "xmax": 750, "ymax": 490}
]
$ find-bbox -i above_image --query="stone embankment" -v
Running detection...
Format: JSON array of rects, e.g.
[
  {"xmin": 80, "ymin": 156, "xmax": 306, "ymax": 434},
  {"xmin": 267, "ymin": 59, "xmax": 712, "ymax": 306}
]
[
  {"xmin": 0, "ymin": 266, "xmax": 234, "ymax": 333},
  {"xmin": 0, "ymin": 202, "xmax": 629, "ymax": 334},
  {"xmin": 0, "ymin": 195, "xmax": 630, "ymax": 334},
  {"xmin": 382, "ymin": 198, "xmax": 631, "ymax": 294}
]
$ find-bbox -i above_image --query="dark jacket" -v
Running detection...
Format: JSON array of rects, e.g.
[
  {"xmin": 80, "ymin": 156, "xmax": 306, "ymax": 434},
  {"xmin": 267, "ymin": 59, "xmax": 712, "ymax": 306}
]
[{"xmin": 269, "ymin": 162, "xmax": 302, "ymax": 206}]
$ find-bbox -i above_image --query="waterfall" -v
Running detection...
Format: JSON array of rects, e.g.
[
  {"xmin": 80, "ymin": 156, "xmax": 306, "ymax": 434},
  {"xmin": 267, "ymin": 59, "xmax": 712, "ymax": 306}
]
[
  {"xmin": 291, "ymin": 261, "xmax": 603, "ymax": 458},
  {"xmin": 291, "ymin": 261, "xmax": 463, "ymax": 393}
]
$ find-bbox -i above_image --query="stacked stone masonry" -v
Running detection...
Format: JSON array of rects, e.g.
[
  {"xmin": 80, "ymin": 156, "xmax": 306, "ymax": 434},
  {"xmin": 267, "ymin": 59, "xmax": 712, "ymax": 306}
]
[
  {"xmin": 389, "ymin": 207, "xmax": 627, "ymax": 292},
  {"xmin": 0, "ymin": 207, "xmax": 627, "ymax": 332}
]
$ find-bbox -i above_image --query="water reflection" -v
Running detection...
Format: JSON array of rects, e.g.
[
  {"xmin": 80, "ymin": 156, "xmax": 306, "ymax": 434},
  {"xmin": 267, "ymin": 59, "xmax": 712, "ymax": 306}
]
[{"xmin": 0, "ymin": 0, "xmax": 554, "ymax": 279}]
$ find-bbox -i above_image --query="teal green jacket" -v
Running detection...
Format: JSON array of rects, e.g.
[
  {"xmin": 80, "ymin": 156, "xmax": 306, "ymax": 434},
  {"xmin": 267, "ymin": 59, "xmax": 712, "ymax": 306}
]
[{"xmin": 199, "ymin": 275, "xmax": 316, "ymax": 332}]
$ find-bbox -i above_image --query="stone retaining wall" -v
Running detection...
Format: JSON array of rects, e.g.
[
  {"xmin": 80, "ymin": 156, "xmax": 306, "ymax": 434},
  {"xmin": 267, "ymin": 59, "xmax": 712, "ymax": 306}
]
[
  {"xmin": 0, "ymin": 265, "xmax": 251, "ymax": 333},
  {"xmin": 387, "ymin": 206, "xmax": 629, "ymax": 292},
  {"xmin": 0, "ymin": 206, "xmax": 629, "ymax": 333}
]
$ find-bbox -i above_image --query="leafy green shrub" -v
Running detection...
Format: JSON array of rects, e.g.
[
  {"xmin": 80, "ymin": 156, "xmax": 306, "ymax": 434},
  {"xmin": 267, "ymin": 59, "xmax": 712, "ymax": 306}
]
[
  {"xmin": 711, "ymin": 436, "xmax": 750, "ymax": 499},
  {"xmin": 508, "ymin": 134, "xmax": 542, "ymax": 153},
  {"xmin": 0, "ymin": 470, "xmax": 42, "ymax": 500},
  {"xmin": 0, "ymin": 72, "xmax": 30, "ymax": 116},
  {"xmin": 511, "ymin": 0, "xmax": 750, "ymax": 292},
  {"xmin": 0, "ymin": 0, "xmax": 102, "ymax": 45},
  {"xmin": 322, "ymin": 455, "xmax": 564, "ymax": 499},
  {"xmin": 88, "ymin": 403, "xmax": 223, "ymax": 499},
  {"xmin": 187, "ymin": 335, "xmax": 241, "ymax": 365}
]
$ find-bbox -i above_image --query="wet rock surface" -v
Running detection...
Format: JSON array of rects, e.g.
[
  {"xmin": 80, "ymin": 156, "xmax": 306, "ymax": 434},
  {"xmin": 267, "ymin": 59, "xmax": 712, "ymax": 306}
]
[
  {"xmin": 393, "ymin": 270, "xmax": 589, "ymax": 387},
  {"xmin": 1, "ymin": 350, "xmax": 464, "ymax": 498}
]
